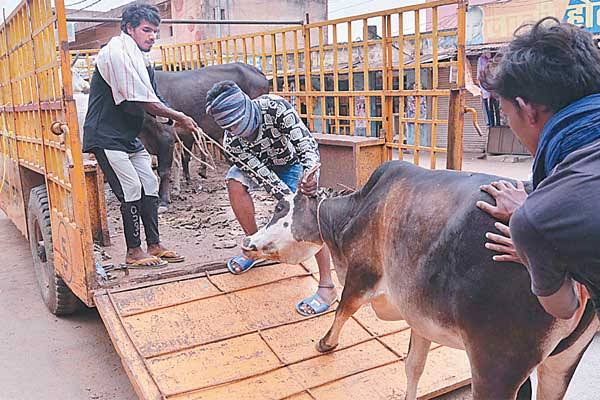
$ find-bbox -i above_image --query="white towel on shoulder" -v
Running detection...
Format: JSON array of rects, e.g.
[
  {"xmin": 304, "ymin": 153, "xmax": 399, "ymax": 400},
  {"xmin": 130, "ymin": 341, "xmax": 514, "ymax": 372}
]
[{"xmin": 96, "ymin": 32, "xmax": 160, "ymax": 105}]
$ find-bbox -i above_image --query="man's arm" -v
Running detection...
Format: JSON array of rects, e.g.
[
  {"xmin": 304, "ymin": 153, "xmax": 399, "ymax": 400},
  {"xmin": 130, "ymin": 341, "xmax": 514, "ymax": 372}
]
[
  {"xmin": 137, "ymin": 101, "xmax": 198, "ymax": 133},
  {"xmin": 537, "ymin": 277, "xmax": 579, "ymax": 319},
  {"xmin": 226, "ymin": 136, "xmax": 292, "ymax": 199},
  {"xmin": 276, "ymin": 103, "xmax": 319, "ymax": 171}
]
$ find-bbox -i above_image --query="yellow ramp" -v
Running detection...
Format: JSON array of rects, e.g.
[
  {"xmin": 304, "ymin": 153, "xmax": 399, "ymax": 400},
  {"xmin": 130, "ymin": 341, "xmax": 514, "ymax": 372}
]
[{"xmin": 94, "ymin": 263, "xmax": 470, "ymax": 399}]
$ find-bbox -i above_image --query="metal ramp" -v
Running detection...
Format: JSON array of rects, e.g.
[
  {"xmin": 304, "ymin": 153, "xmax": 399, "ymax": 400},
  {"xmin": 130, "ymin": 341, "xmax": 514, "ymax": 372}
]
[{"xmin": 95, "ymin": 263, "xmax": 470, "ymax": 399}]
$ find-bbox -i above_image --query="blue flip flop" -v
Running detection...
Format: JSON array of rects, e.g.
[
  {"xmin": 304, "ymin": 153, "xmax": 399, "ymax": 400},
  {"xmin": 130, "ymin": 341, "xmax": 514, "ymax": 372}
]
[
  {"xmin": 295, "ymin": 293, "xmax": 333, "ymax": 317},
  {"xmin": 227, "ymin": 255, "xmax": 262, "ymax": 275}
]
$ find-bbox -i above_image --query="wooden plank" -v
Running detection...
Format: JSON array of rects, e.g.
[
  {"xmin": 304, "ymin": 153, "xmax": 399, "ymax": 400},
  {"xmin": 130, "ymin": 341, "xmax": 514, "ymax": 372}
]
[
  {"xmin": 232, "ymin": 276, "xmax": 322, "ymax": 330},
  {"xmin": 94, "ymin": 294, "xmax": 162, "ymax": 400},
  {"xmin": 147, "ymin": 333, "xmax": 282, "ymax": 396},
  {"xmin": 378, "ymin": 328, "xmax": 413, "ymax": 358},
  {"xmin": 208, "ymin": 263, "xmax": 308, "ymax": 292},
  {"xmin": 446, "ymin": 89, "xmax": 464, "ymax": 170},
  {"xmin": 167, "ymin": 367, "xmax": 305, "ymax": 400},
  {"xmin": 111, "ymin": 276, "xmax": 222, "ymax": 316},
  {"xmin": 416, "ymin": 346, "xmax": 471, "ymax": 400},
  {"xmin": 260, "ymin": 313, "xmax": 372, "ymax": 364},
  {"xmin": 287, "ymin": 340, "xmax": 398, "ymax": 389},
  {"xmin": 122, "ymin": 293, "xmax": 251, "ymax": 358},
  {"xmin": 310, "ymin": 361, "xmax": 408, "ymax": 399}
]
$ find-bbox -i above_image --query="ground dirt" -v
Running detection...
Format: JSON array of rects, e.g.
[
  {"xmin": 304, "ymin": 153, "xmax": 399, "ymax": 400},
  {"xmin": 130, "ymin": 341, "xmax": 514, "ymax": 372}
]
[{"xmin": 2, "ymin": 155, "xmax": 599, "ymax": 399}]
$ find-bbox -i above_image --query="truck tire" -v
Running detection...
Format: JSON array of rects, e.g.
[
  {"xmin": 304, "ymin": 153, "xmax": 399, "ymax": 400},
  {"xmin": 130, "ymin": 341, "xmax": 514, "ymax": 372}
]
[{"xmin": 27, "ymin": 185, "xmax": 81, "ymax": 315}]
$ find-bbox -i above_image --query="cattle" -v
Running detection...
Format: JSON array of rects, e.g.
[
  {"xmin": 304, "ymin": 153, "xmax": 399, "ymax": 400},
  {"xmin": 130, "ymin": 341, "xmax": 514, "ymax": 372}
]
[
  {"xmin": 154, "ymin": 62, "xmax": 269, "ymax": 180},
  {"xmin": 242, "ymin": 160, "xmax": 598, "ymax": 400}
]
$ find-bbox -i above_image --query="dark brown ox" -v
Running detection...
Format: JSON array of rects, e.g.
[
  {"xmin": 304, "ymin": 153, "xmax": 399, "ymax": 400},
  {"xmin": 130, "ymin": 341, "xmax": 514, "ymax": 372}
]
[
  {"xmin": 154, "ymin": 63, "xmax": 269, "ymax": 180},
  {"xmin": 138, "ymin": 63, "xmax": 269, "ymax": 210},
  {"xmin": 242, "ymin": 160, "xmax": 598, "ymax": 400}
]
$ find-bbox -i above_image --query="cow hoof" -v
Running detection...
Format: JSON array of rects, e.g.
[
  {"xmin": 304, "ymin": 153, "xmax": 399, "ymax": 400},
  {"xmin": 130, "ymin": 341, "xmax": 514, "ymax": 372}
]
[
  {"xmin": 316, "ymin": 339, "xmax": 338, "ymax": 353},
  {"xmin": 157, "ymin": 205, "xmax": 168, "ymax": 214}
]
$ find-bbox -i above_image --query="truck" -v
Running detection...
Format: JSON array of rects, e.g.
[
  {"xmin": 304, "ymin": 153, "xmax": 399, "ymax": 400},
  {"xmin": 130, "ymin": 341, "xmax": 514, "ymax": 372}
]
[{"xmin": 0, "ymin": 0, "xmax": 472, "ymax": 398}]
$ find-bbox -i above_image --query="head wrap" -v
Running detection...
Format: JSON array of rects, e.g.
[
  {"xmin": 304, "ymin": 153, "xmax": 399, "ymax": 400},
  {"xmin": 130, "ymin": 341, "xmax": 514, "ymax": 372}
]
[{"xmin": 206, "ymin": 83, "xmax": 261, "ymax": 138}]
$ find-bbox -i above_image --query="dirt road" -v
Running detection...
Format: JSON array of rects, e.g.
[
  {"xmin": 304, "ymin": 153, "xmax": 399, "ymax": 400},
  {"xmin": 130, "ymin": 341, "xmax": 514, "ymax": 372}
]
[{"xmin": 0, "ymin": 211, "xmax": 137, "ymax": 400}]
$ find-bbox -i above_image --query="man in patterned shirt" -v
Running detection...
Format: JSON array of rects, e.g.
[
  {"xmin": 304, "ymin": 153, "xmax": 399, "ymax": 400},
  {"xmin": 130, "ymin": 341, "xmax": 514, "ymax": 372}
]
[{"xmin": 206, "ymin": 81, "xmax": 336, "ymax": 316}]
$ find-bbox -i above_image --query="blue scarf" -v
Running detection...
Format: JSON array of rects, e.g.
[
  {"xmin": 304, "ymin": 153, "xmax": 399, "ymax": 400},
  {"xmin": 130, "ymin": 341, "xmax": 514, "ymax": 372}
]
[
  {"xmin": 206, "ymin": 84, "xmax": 261, "ymax": 138},
  {"xmin": 532, "ymin": 93, "xmax": 600, "ymax": 188}
]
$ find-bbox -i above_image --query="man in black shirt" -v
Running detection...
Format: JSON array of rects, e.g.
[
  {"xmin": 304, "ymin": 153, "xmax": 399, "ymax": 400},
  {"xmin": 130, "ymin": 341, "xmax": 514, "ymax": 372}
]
[
  {"xmin": 476, "ymin": 17, "xmax": 600, "ymax": 320},
  {"xmin": 83, "ymin": 4, "xmax": 198, "ymax": 267}
]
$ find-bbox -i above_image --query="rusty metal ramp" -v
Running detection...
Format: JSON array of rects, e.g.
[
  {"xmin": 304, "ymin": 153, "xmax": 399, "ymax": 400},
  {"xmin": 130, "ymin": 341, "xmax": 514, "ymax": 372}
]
[{"xmin": 94, "ymin": 263, "xmax": 470, "ymax": 400}]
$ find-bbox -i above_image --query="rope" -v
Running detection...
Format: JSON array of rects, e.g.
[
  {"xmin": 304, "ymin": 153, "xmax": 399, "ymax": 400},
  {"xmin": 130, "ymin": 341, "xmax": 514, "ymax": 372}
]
[
  {"xmin": 316, "ymin": 197, "xmax": 326, "ymax": 244},
  {"xmin": 172, "ymin": 127, "xmax": 216, "ymax": 171},
  {"xmin": 192, "ymin": 127, "xmax": 289, "ymax": 198}
]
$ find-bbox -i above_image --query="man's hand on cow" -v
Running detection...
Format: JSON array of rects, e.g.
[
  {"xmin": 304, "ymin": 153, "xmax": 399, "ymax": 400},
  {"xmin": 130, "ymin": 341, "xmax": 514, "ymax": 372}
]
[
  {"xmin": 300, "ymin": 166, "xmax": 319, "ymax": 197},
  {"xmin": 175, "ymin": 113, "xmax": 199, "ymax": 133},
  {"xmin": 476, "ymin": 180, "xmax": 527, "ymax": 224},
  {"xmin": 485, "ymin": 222, "xmax": 524, "ymax": 264},
  {"xmin": 300, "ymin": 175, "xmax": 318, "ymax": 197}
]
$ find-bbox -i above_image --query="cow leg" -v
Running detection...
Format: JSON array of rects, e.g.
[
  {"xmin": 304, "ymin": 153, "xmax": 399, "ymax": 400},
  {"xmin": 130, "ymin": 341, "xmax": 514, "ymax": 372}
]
[
  {"xmin": 157, "ymin": 144, "xmax": 174, "ymax": 214},
  {"xmin": 404, "ymin": 332, "xmax": 431, "ymax": 400},
  {"xmin": 182, "ymin": 141, "xmax": 192, "ymax": 185},
  {"xmin": 171, "ymin": 143, "xmax": 182, "ymax": 199},
  {"xmin": 536, "ymin": 308, "xmax": 599, "ymax": 400},
  {"xmin": 465, "ymin": 336, "xmax": 540, "ymax": 400},
  {"xmin": 197, "ymin": 152, "xmax": 207, "ymax": 179},
  {"xmin": 316, "ymin": 287, "xmax": 365, "ymax": 353}
]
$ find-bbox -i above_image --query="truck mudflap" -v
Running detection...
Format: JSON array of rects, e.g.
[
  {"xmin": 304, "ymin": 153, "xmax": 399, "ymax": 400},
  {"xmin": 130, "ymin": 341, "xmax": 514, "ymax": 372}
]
[{"xmin": 94, "ymin": 263, "xmax": 470, "ymax": 400}]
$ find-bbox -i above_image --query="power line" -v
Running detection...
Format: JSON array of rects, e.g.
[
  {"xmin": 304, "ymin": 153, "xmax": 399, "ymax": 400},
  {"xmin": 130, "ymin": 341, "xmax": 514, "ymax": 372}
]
[
  {"xmin": 67, "ymin": 0, "xmax": 103, "ymax": 15},
  {"xmin": 329, "ymin": 0, "xmax": 373, "ymax": 16},
  {"xmin": 66, "ymin": 0, "xmax": 94, "ymax": 7}
]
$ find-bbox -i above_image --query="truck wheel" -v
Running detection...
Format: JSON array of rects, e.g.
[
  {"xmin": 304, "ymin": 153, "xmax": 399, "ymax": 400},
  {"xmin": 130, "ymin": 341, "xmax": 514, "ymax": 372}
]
[{"xmin": 27, "ymin": 185, "xmax": 81, "ymax": 315}]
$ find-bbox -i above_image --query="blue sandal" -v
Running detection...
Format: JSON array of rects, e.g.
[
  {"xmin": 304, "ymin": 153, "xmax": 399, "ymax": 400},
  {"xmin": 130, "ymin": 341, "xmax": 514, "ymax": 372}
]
[
  {"xmin": 227, "ymin": 255, "xmax": 262, "ymax": 275},
  {"xmin": 295, "ymin": 293, "xmax": 333, "ymax": 317}
]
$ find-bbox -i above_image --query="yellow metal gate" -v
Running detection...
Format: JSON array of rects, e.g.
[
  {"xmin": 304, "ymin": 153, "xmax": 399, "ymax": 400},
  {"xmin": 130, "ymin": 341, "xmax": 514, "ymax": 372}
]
[
  {"xmin": 0, "ymin": 0, "xmax": 94, "ymax": 304},
  {"xmin": 159, "ymin": 0, "xmax": 467, "ymax": 170}
]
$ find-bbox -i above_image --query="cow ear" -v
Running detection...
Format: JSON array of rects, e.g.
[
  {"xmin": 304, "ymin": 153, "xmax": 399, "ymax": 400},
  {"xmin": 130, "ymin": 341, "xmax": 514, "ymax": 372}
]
[{"xmin": 303, "ymin": 163, "xmax": 320, "ymax": 183}]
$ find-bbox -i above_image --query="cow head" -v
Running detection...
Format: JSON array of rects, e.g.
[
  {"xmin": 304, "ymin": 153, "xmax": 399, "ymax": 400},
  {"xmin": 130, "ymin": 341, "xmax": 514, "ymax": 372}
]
[{"xmin": 242, "ymin": 168, "xmax": 324, "ymax": 264}]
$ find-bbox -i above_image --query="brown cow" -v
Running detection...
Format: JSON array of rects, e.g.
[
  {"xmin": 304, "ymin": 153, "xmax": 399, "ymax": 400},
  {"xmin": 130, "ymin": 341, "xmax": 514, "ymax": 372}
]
[
  {"xmin": 242, "ymin": 160, "xmax": 598, "ymax": 400},
  {"xmin": 154, "ymin": 63, "xmax": 269, "ymax": 181}
]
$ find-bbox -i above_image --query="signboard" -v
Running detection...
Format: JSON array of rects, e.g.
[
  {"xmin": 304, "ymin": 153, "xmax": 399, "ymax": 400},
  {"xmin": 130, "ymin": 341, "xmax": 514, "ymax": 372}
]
[{"xmin": 563, "ymin": 0, "xmax": 600, "ymax": 33}]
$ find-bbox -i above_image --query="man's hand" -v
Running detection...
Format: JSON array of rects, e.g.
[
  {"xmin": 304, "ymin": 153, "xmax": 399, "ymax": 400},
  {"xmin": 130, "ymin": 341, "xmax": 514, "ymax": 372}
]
[
  {"xmin": 476, "ymin": 180, "xmax": 527, "ymax": 223},
  {"xmin": 300, "ymin": 164, "xmax": 320, "ymax": 197},
  {"xmin": 485, "ymin": 222, "xmax": 524, "ymax": 264},
  {"xmin": 175, "ymin": 113, "xmax": 199, "ymax": 133}
]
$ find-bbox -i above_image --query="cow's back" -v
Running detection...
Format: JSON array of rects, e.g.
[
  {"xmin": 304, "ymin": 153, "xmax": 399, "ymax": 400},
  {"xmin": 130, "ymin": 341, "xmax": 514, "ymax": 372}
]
[
  {"xmin": 342, "ymin": 161, "xmax": 554, "ymax": 348},
  {"xmin": 155, "ymin": 64, "xmax": 269, "ymax": 140}
]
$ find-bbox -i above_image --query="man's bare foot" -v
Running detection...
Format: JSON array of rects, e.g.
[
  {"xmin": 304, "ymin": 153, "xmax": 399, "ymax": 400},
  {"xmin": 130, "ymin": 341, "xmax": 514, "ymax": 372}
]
[
  {"xmin": 147, "ymin": 243, "xmax": 185, "ymax": 263},
  {"xmin": 126, "ymin": 246, "xmax": 163, "ymax": 267},
  {"xmin": 147, "ymin": 242, "xmax": 169, "ymax": 256}
]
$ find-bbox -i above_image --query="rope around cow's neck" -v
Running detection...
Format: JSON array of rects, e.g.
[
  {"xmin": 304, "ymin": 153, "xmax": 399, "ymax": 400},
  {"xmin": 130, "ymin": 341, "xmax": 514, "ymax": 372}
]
[{"xmin": 192, "ymin": 127, "xmax": 289, "ymax": 198}]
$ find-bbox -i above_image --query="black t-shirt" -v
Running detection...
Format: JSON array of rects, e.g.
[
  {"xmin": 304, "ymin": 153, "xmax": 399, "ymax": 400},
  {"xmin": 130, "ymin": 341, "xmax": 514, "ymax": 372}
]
[
  {"xmin": 82, "ymin": 66, "xmax": 163, "ymax": 153},
  {"xmin": 510, "ymin": 139, "xmax": 600, "ymax": 300}
]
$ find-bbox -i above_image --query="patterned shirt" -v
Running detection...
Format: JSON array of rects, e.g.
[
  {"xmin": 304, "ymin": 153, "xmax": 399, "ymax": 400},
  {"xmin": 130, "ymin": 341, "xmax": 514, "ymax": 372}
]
[{"xmin": 224, "ymin": 94, "xmax": 320, "ymax": 199}]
